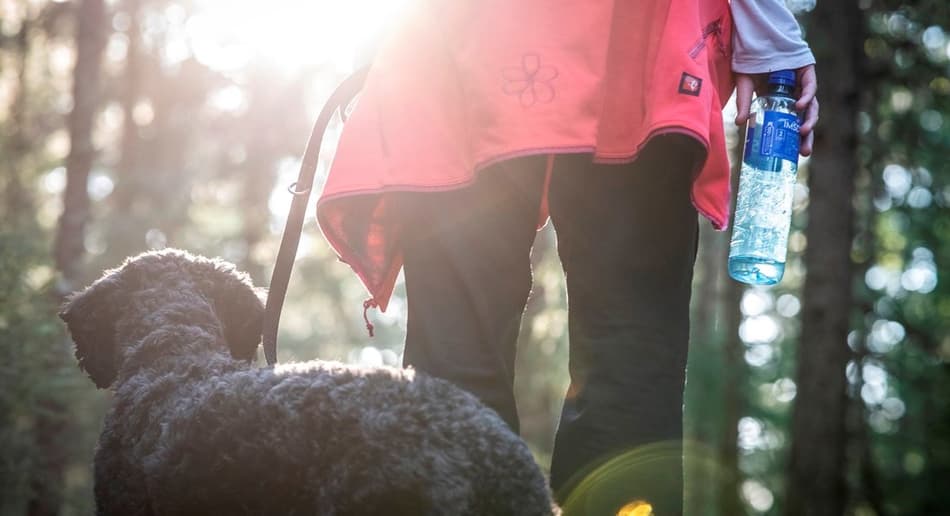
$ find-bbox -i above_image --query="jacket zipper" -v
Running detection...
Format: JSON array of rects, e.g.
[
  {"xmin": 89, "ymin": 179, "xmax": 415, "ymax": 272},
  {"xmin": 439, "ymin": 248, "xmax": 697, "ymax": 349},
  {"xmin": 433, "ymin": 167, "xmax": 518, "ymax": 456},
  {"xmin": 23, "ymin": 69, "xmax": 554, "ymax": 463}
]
[{"xmin": 689, "ymin": 18, "xmax": 724, "ymax": 59}]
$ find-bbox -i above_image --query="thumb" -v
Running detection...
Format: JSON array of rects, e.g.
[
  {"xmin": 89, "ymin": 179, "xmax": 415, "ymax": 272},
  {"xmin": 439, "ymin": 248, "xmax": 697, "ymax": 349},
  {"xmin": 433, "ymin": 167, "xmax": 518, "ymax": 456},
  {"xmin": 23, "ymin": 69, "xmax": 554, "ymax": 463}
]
[{"xmin": 735, "ymin": 74, "xmax": 755, "ymax": 126}]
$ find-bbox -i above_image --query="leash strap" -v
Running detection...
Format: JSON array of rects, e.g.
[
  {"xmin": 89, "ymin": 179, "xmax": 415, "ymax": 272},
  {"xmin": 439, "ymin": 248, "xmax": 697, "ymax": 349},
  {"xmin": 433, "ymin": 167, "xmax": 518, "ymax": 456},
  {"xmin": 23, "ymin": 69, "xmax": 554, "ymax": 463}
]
[{"xmin": 263, "ymin": 68, "xmax": 369, "ymax": 365}]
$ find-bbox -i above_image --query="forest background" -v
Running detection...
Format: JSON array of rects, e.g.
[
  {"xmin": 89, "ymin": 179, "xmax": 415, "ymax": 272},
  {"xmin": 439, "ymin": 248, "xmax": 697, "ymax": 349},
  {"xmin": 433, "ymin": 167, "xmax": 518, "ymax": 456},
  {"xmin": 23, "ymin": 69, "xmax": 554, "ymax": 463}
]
[{"xmin": 1, "ymin": 0, "xmax": 948, "ymax": 515}]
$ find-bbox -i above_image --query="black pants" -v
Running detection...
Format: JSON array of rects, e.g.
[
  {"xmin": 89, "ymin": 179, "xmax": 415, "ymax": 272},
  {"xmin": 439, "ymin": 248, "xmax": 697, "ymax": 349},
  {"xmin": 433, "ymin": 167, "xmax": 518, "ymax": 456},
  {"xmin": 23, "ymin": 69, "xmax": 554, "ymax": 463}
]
[{"xmin": 400, "ymin": 136, "xmax": 702, "ymax": 514}]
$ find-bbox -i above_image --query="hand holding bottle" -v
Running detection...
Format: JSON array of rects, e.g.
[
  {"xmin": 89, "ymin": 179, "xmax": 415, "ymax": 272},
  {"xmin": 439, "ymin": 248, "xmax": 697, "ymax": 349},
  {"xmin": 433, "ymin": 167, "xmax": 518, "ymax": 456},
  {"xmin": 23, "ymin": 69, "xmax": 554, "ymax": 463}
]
[{"xmin": 735, "ymin": 64, "xmax": 818, "ymax": 156}]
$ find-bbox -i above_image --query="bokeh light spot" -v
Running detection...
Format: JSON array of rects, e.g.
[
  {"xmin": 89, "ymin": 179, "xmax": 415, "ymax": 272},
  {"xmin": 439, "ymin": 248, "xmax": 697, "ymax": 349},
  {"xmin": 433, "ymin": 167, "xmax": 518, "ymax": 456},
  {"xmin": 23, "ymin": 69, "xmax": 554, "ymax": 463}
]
[{"xmin": 741, "ymin": 479, "xmax": 775, "ymax": 512}]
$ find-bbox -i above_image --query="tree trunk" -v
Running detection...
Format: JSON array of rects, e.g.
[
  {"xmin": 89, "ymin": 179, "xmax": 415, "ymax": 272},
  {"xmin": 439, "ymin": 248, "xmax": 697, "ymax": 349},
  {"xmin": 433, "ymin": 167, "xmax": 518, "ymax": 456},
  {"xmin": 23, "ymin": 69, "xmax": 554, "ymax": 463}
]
[
  {"xmin": 2, "ymin": 14, "xmax": 35, "ymax": 228},
  {"xmin": 785, "ymin": 2, "xmax": 862, "ymax": 515},
  {"xmin": 38, "ymin": 3, "xmax": 106, "ymax": 515},
  {"xmin": 849, "ymin": 67, "xmax": 886, "ymax": 516},
  {"xmin": 112, "ymin": 0, "xmax": 142, "ymax": 214},
  {"xmin": 716, "ymin": 141, "xmax": 745, "ymax": 516},
  {"xmin": 53, "ymin": 0, "xmax": 107, "ymax": 291},
  {"xmin": 692, "ymin": 223, "xmax": 725, "ymax": 344},
  {"xmin": 239, "ymin": 152, "xmax": 276, "ymax": 281},
  {"xmin": 717, "ymin": 243, "xmax": 744, "ymax": 516},
  {"xmin": 685, "ymin": 222, "xmax": 724, "ymax": 516},
  {"xmin": 2, "ymin": 11, "xmax": 64, "ymax": 516},
  {"xmin": 26, "ymin": 400, "xmax": 69, "ymax": 516},
  {"xmin": 107, "ymin": 0, "xmax": 147, "ymax": 260}
]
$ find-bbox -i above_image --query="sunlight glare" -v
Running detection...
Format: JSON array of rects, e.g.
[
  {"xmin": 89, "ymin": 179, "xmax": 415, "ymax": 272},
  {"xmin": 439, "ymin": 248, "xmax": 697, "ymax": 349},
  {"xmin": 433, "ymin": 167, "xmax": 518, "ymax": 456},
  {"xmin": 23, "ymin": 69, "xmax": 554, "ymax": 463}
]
[
  {"xmin": 208, "ymin": 85, "xmax": 247, "ymax": 113},
  {"xmin": 187, "ymin": 0, "xmax": 414, "ymax": 73}
]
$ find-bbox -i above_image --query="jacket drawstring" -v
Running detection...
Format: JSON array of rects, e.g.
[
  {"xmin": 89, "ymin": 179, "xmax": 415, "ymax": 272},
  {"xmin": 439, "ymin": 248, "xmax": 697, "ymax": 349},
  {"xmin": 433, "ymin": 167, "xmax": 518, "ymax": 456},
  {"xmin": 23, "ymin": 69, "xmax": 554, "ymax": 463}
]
[
  {"xmin": 362, "ymin": 298, "xmax": 378, "ymax": 337},
  {"xmin": 537, "ymin": 154, "xmax": 555, "ymax": 228}
]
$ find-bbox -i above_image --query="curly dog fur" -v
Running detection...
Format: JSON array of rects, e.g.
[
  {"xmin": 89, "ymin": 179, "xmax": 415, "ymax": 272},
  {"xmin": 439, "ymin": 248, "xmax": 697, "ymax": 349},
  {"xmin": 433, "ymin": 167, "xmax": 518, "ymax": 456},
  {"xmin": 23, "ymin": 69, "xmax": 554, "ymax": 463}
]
[{"xmin": 61, "ymin": 249, "xmax": 555, "ymax": 515}]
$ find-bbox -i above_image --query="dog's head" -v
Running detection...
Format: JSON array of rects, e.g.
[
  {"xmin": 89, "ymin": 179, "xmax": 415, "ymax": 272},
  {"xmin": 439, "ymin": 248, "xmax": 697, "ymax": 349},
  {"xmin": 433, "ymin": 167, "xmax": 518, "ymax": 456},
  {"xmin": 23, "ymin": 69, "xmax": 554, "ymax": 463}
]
[{"xmin": 59, "ymin": 249, "xmax": 265, "ymax": 388}]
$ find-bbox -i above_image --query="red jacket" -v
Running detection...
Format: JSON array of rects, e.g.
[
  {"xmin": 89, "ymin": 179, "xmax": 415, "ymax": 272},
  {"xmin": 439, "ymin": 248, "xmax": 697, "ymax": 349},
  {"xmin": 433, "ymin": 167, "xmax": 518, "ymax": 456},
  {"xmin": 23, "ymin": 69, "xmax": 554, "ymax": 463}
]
[{"xmin": 318, "ymin": 0, "xmax": 735, "ymax": 310}]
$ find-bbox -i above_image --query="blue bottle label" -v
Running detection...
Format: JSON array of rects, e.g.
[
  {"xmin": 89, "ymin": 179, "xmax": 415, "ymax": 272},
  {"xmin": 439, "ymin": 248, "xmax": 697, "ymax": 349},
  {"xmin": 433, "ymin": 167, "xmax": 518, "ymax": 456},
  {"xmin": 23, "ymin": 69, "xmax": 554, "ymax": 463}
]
[{"xmin": 745, "ymin": 111, "xmax": 800, "ymax": 164}]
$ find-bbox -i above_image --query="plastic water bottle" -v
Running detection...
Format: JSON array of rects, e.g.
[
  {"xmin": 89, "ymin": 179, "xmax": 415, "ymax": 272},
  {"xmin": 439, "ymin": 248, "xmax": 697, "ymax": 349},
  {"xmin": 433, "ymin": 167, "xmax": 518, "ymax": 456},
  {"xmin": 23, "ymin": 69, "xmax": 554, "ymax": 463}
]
[{"xmin": 728, "ymin": 70, "xmax": 801, "ymax": 285}]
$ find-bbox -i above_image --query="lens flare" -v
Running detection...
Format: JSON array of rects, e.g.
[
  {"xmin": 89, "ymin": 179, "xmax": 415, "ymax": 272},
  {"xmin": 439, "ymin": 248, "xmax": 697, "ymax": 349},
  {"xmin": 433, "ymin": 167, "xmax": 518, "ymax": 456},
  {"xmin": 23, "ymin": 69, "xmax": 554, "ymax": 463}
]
[
  {"xmin": 560, "ymin": 440, "xmax": 726, "ymax": 516},
  {"xmin": 617, "ymin": 500, "xmax": 654, "ymax": 516}
]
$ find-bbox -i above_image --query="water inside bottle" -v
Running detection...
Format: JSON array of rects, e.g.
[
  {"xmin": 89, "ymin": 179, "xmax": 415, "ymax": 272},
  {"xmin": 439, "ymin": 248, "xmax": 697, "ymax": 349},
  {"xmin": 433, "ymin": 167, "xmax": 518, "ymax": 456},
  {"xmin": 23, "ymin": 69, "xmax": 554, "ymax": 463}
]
[{"xmin": 728, "ymin": 162, "xmax": 797, "ymax": 285}]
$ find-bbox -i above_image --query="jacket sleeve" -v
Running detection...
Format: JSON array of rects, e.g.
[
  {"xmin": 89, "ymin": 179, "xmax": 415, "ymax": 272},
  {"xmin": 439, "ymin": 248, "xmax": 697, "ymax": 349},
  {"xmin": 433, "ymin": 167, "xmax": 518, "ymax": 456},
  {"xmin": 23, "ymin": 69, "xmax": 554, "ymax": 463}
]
[{"xmin": 730, "ymin": 0, "xmax": 816, "ymax": 73}]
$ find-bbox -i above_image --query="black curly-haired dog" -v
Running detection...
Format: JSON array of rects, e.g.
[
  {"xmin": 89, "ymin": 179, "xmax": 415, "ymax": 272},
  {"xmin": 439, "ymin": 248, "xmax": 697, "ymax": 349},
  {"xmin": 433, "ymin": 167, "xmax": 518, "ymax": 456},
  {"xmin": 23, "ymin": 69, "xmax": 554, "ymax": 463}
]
[{"xmin": 60, "ymin": 249, "xmax": 556, "ymax": 516}]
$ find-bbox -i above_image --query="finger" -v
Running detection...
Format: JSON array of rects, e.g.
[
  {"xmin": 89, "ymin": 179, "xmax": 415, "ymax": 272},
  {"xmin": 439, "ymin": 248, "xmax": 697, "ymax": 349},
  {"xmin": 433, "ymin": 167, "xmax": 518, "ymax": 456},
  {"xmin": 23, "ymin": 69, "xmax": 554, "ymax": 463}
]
[
  {"xmin": 800, "ymin": 127, "xmax": 815, "ymax": 156},
  {"xmin": 796, "ymin": 65, "xmax": 817, "ymax": 111},
  {"xmin": 800, "ymin": 97, "xmax": 819, "ymax": 134},
  {"xmin": 735, "ymin": 75, "xmax": 755, "ymax": 126}
]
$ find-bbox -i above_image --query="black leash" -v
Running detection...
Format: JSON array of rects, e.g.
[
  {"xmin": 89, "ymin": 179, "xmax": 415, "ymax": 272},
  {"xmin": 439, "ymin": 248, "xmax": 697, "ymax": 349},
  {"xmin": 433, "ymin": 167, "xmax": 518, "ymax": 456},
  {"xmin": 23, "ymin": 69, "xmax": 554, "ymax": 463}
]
[{"xmin": 263, "ymin": 68, "xmax": 369, "ymax": 365}]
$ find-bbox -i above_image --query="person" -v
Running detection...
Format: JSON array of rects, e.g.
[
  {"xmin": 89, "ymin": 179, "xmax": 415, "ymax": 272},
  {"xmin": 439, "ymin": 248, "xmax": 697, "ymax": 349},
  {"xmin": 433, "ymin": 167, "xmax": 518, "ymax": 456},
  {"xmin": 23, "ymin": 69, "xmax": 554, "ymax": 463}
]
[{"xmin": 316, "ymin": 0, "xmax": 818, "ymax": 513}]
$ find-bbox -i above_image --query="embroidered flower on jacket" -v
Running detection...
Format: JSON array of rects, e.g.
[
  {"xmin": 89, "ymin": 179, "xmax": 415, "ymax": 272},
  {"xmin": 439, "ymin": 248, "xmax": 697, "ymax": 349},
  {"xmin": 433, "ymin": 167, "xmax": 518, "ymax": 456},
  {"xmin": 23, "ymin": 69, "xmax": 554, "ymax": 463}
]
[{"xmin": 502, "ymin": 54, "xmax": 559, "ymax": 108}]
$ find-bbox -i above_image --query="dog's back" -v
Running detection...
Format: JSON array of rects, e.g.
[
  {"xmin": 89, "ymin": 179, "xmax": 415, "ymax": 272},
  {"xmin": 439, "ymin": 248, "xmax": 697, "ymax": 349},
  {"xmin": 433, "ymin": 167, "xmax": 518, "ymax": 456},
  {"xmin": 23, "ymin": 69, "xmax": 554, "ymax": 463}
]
[
  {"xmin": 101, "ymin": 357, "xmax": 553, "ymax": 515},
  {"xmin": 62, "ymin": 250, "xmax": 556, "ymax": 515}
]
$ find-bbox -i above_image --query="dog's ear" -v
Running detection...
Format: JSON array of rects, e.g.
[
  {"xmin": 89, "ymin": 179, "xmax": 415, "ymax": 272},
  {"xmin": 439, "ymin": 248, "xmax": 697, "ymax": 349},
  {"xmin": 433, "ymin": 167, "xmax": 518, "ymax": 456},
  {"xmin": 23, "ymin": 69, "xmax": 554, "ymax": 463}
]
[
  {"xmin": 59, "ymin": 271, "xmax": 125, "ymax": 388},
  {"xmin": 205, "ymin": 261, "xmax": 265, "ymax": 362}
]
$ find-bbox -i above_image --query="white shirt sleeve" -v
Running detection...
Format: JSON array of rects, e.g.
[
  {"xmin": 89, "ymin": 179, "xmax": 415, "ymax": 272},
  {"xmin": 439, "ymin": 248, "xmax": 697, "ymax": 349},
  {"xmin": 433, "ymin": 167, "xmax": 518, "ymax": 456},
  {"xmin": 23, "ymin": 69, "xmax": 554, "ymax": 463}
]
[{"xmin": 731, "ymin": 0, "xmax": 816, "ymax": 73}]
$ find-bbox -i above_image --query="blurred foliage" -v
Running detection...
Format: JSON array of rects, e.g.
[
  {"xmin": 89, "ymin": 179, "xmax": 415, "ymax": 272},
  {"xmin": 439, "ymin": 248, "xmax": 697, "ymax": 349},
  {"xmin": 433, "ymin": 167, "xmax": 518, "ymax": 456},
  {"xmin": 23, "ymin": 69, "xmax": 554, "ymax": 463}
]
[
  {"xmin": 851, "ymin": 1, "xmax": 950, "ymax": 514},
  {"xmin": 0, "ymin": 0, "xmax": 948, "ymax": 514},
  {"xmin": 0, "ymin": 232, "xmax": 104, "ymax": 515}
]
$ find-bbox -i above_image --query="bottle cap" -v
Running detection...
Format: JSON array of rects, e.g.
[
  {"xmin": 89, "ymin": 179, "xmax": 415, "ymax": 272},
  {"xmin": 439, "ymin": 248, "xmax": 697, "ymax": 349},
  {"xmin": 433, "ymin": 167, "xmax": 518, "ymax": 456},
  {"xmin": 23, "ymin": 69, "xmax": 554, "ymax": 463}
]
[{"xmin": 768, "ymin": 70, "xmax": 796, "ymax": 87}]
